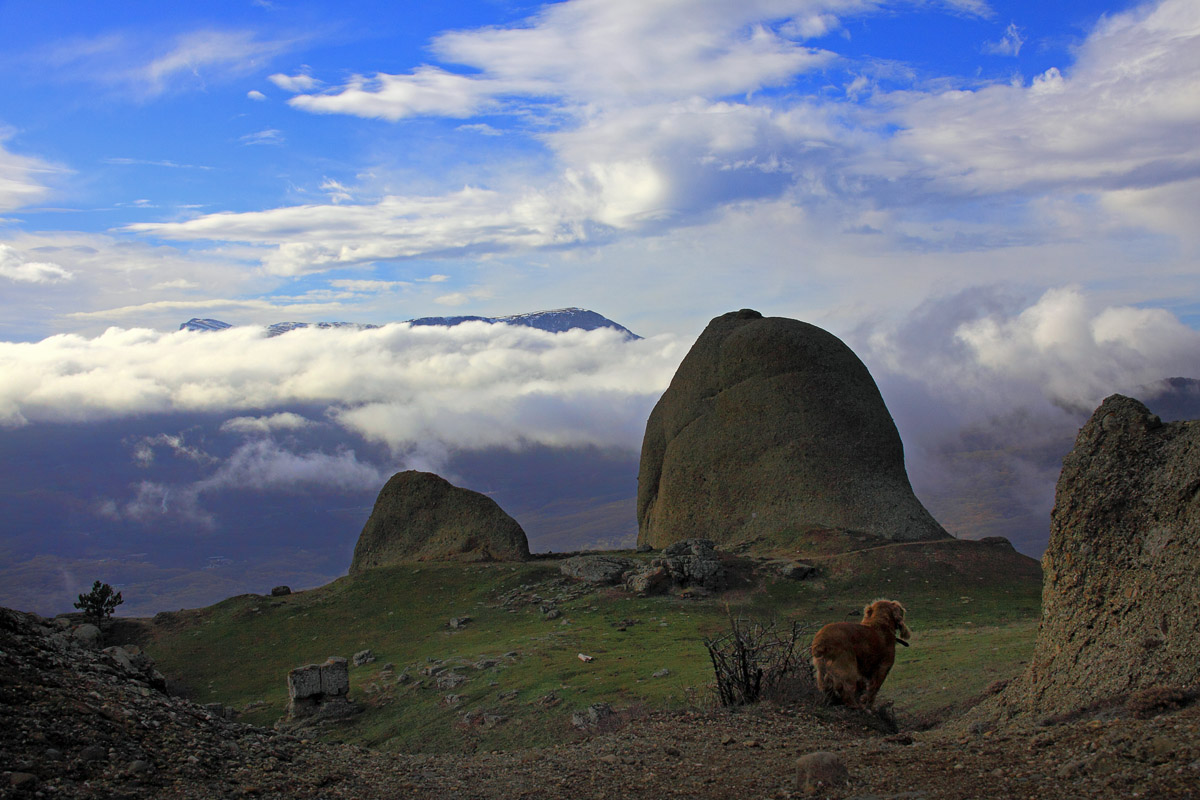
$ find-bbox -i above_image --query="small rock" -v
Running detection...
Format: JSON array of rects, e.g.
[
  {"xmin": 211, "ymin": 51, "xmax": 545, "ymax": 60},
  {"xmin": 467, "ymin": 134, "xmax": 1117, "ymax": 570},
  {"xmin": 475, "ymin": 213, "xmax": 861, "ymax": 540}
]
[
  {"xmin": 73, "ymin": 624, "xmax": 102, "ymax": 649},
  {"xmin": 544, "ymin": 608, "xmax": 562, "ymax": 620},
  {"xmin": 79, "ymin": 744, "xmax": 107, "ymax": 762},
  {"xmin": 9, "ymin": 773, "xmax": 37, "ymax": 790},
  {"xmin": 128, "ymin": 759, "xmax": 155, "ymax": 775},
  {"xmin": 721, "ymin": 735, "xmax": 736, "ymax": 746},
  {"xmin": 353, "ymin": 649, "xmax": 376, "ymax": 667},
  {"xmin": 599, "ymin": 754, "xmax": 620, "ymax": 765},
  {"xmin": 449, "ymin": 616, "xmax": 472, "ymax": 629},
  {"xmin": 271, "ymin": 585, "xmax": 292, "ymax": 596},
  {"xmin": 664, "ymin": 745, "xmax": 682, "ymax": 757},
  {"xmin": 652, "ymin": 668, "xmax": 670, "ymax": 678},
  {"xmin": 780, "ymin": 562, "xmax": 818, "ymax": 580},
  {"xmin": 795, "ymin": 751, "xmax": 849, "ymax": 795}
]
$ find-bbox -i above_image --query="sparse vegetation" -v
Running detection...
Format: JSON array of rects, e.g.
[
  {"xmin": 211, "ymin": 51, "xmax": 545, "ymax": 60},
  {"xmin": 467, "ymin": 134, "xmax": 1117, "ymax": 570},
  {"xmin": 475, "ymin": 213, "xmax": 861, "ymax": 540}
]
[
  {"xmin": 133, "ymin": 539, "xmax": 1043, "ymax": 754},
  {"xmin": 704, "ymin": 611, "xmax": 811, "ymax": 707},
  {"xmin": 74, "ymin": 580, "xmax": 123, "ymax": 625}
]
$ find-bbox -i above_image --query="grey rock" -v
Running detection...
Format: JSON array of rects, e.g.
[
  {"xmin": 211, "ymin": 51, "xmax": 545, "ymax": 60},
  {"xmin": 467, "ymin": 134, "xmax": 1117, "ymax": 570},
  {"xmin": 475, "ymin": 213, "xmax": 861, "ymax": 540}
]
[
  {"xmin": 286, "ymin": 656, "xmax": 351, "ymax": 719},
  {"xmin": 79, "ymin": 744, "xmax": 107, "ymax": 762},
  {"xmin": 270, "ymin": 585, "xmax": 292, "ymax": 597},
  {"xmin": 350, "ymin": 470, "xmax": 529, "ymax": 572},
  {"xmin": 637, "ymin": 309, "xmax": 949, "ymax": 549},
  {"xmin": 558, "ymin": 555, "xmax": 636, "ymax": 585},
  {"xmin": 570, "ymin": 702, "xmax": 613, "ymax": 729},
  {"xmin": 1001, "ymin": 395, "xmax": 1200, "ymax": 714},
  {"xmin": 449, "ymin": 616, "xmax": 472, "ymax": 629},
  {"xmin": 73, "ymin": 624, "xmax": 102, "ymax": 649},
  {"xmin": 652, "ymin": 668, "xmax": 670, "ymax": 678},
  {"xmin": 795, "ymin": 751, "xmax": 849, "ymax": 794},
  {"xmin": 353, "ymin": 649, "xmax": 375, "ymax": 666},
  {"xmin": 780, "ymin": 562, "xmax": 819, "ymax": 580},
  {"xmin": 437, "ymin": 671, "xmax": 467, "ymax": 689}
]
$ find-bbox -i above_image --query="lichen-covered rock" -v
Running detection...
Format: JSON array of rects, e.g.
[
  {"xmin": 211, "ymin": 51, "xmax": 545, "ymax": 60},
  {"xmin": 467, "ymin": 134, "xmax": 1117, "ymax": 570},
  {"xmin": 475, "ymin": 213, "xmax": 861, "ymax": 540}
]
[
  {"xmin": 286, "ymin": 657, "xmax": 352, "ymax": 719},
  {"xmin": 1000, "ymin": 395, "xmax": 1200, "ymax": 714},
  {"xmin": 558, "ymin": 555, "xmax": 637, "ymax": 584},
  {"xmin": 657, "ymin": 538, "xmax": 725, "ymax": 591},
  {"xmin": 350, "ymin": 471, "xmax": 530, "ymax": 573},
  {"xmin": 637, "ymin": 309, "xmax": 949, "ymax": 549}
]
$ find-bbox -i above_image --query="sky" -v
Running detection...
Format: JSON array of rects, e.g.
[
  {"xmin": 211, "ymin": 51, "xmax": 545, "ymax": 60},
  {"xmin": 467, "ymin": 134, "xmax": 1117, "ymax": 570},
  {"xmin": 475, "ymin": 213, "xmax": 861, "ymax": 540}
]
[{"xmin": 2, "ymin": 0, "xmax": 1200, "ymax": 597}]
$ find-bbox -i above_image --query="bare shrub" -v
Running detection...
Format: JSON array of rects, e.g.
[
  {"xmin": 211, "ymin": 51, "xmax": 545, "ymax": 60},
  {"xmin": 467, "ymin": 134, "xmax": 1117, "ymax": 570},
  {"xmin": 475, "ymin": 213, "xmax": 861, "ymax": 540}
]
[{"xmin": 704, "ymin": 611, "xmax": 814, "ymax": 707}]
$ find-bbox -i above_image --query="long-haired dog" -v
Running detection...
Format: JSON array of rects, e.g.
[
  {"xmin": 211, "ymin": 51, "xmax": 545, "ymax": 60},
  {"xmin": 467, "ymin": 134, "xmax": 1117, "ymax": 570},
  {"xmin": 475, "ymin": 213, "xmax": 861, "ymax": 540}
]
[{"xmin": 811, "ymin": 599, "xmax": 911, "ymax": 709}]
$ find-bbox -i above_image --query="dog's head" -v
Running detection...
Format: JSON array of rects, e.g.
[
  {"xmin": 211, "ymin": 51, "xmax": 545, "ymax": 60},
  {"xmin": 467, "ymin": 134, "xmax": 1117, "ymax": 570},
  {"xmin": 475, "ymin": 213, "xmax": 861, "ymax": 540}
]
[{"xmin": 862, "ymin": 599, "xmax": 912, "ymax": 643}]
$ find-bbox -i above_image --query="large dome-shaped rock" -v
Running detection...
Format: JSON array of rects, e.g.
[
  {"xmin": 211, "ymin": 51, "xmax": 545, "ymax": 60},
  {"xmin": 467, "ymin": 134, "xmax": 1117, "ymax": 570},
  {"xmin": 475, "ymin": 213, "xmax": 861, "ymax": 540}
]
[
  {"xmin": 637, "ymin": 309, "xmax": 948, "ymax": 549},
  {"xmin": 350, "ymin": 471, "xmax": 530, "ymax": 573},
  {"xmin": 996, "ymin": 395, "xmax": 1200, "ymax": 715}
]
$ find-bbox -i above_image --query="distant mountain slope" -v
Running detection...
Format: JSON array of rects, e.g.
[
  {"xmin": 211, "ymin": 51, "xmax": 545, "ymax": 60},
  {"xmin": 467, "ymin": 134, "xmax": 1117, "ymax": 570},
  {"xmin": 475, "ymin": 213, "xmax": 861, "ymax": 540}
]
[{"xmin": 180, "ymin": 307, "xmax": 640, "ymax": 339}]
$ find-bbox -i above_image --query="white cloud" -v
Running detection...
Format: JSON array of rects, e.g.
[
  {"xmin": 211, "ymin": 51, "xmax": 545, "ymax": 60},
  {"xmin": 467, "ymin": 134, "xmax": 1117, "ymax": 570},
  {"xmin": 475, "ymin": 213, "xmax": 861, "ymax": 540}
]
[
  {"xmin": 0, "ymin": 323, "xmax": 684, "ymax": 456},
  {"xmin": 195, "ymin": 439, "xmax": 386, "ymax": 492},
  {"xmin": 982, "ymin": 22, "xmax": 1024, "ymax": 56},
  {"xmin": 129, "ymin": 433, "xmax": 215, "ymax": 467},
  {"xmin": 247, "ymin": 89, "xmax": 267, "ymax": 101},
  {"xmin": 220, "ymin": 412, "xmax": 315, "ymax": 435},
  {"xmin": 269, "ymin": 72, "xmax": 321, "ymax": 92},
  {"xmin": 887, "ymin": 0, "xmax": 1200, "ymax": 198},
  {"xmin": 0, "ymin": 131, "xmax": 61, "ymax": 211},
  {"xmin": 41, "ymin": 29, "xmax": 300, "ymax": 99},
  {"xmin": 240, "ymin": 129, "xmax": 284, "ymax": 146},
  {"xmin": 0, "ymin": 244, "xmax": 73, "ymax": 284}
]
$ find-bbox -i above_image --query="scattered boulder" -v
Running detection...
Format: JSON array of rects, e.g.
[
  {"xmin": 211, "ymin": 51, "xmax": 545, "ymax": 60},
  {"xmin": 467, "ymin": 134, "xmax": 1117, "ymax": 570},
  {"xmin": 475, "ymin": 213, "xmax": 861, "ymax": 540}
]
[
  {"xmin": 571, "ymin": 702, "xmax": 614, "ymax": 729},
  {"xmin": 657, "ymin": 538, "xmax": 725, "ymax": 591},
  {"xmin": 449, "ymin": 616, "xmax": 472, "ymax": 630},
  {"xmin": 286, "ymin": 657, "xmax": 354, "ymax": 720},
  {"xmin": 353, "ymin": 649, "xmax": 375, "ymax": 666},
  {"xmin": 637, "ymin": 309, "xmax": 949, "ymax": 549},
  {"xmin": 795, "ymin": 751, "xmax": 849, "ymax": 795},
  {"xmin": 780, "ymin": 562, "xmax": 819, "ymax": 581},
  {"xmin": 270, "ymin": 585, "xmax": 292, "ymax": 597},
  {"xmin": 73, "ymin": 623, "xmax": 102, "ymax": 649},
  {"xmin": 625, "ymin": 564, "xmax": 671, "ymax": 596},
  {"xmin": 997, "ymin": 395, "xmax": 1200, "ymax": 716},
  {"xmin": 558, "ymin": 555, "xmax": 636, "ymax": 584},
  {"xmin": 350, "ymin": 470, "xmax": 530, "ymax": 573}
]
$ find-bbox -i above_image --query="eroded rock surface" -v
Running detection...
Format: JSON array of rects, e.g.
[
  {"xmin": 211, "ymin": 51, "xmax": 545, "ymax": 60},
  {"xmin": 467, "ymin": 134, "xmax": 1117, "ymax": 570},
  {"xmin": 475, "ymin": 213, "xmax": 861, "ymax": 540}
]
[
  {"xmin": 996, "ymin": 395, "xmax": 1200, "ymax": 715},
  {"xmin": 351, "ymin": 471, "xmax": 530, "ymax": 572},
  {"xmin": 637, "ymin": 309, "xmax": 949, "ymax": 549}
]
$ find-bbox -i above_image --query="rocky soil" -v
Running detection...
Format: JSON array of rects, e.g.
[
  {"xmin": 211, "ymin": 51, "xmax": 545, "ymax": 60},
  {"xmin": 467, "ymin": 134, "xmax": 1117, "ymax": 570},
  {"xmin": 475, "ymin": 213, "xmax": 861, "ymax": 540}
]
[{"xmin": 4, "ymin": 606, "xmax": 1199, "ymax": 799}]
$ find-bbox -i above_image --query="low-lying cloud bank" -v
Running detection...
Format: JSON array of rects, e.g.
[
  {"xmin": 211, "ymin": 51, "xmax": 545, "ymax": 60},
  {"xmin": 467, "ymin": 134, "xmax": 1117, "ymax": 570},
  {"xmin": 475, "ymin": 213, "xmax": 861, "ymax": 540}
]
[
  {"xmin": 3, "ymin": 293, "xmax": 1198, "ymax": 557},
  {"xmin": 0, "ymin": 322, "xmax": 684, "ymax": 454}
]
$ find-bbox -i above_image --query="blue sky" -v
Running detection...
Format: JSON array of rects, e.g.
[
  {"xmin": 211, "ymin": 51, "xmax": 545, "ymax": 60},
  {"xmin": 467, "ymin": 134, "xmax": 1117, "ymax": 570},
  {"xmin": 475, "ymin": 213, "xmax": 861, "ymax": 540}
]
[
  {"xmin": 3, "ymin": 0, "xmax": 1194, "ymax": 339},
  {"xmin": 2, "ymin": 0, "xmax": 1200, "ymax": 471}
]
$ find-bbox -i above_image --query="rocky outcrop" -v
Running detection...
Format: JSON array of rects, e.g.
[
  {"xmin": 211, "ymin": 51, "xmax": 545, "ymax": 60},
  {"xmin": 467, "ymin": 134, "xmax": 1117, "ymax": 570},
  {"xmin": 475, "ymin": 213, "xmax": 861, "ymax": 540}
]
[
  {"xmin": 637, "ymin": 309, "xmax": 949, "ymax": 549},
  {"xmin": 285, "ymin": 657, "xmax": 356, "ymax": 721},
  {"xmin": 558, "ymin": 539, "xmax": 726, "ymax": 595},
  {"xmin": 558, "ymin": 555, "xmax": 636, "ymax": 585},
  {"xmin": 350, "ymin": 471, "xmax": 530, "ymax": 573},
  {"xmin": 998, "ymin": 395, "xmax": 1200, "ymax": 715}
]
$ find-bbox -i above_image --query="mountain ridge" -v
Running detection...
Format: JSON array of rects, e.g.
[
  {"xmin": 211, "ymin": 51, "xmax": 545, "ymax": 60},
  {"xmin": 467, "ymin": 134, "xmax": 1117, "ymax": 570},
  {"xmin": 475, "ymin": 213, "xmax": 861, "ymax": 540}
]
[{"xmin": 179, "ymin": 307, "xmax": 641, "ymax": 340}]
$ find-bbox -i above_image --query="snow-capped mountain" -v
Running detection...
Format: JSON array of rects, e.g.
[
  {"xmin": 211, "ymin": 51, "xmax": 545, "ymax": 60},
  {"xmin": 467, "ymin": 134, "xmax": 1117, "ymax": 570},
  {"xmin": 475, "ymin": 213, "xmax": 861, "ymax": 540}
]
[{"xmin": 180, "ymin": 307, "xmax": 640, "ymax": 339}]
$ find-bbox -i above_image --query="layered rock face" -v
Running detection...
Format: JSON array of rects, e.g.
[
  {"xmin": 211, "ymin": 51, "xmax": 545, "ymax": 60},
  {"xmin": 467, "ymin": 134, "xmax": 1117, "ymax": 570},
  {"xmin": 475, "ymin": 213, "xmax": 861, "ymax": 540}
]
[
  {"xmin": 637, "ymin": 309, "xmax": 948, "ymax": 549},
  {"xmin": 350, "ymin": 471, "xmax": 530, "ymax": 573},
  {"xmin": 1004, "ymin": 395, "xmax": 1200, "ymax": 714}
]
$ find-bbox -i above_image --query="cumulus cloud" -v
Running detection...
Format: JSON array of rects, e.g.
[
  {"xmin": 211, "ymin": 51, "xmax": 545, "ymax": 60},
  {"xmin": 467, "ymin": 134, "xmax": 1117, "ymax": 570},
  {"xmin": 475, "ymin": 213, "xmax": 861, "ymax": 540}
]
[
  {"xmin": 247, "ymin": 89, "xmax": 267, "ymax": 101},
  {"xmin": 0, "ymin": 323, "xmax": 684, "ymax": 455},
  {"xmin": 269, "ymin": 72, "xmax": 321, "ymax": 92},
  {"xmin": 887, "ymin": 0, "xmax": 1200, "ymax": 197},
  {"xmin": 125, "ymin": 1, "xmax": 1200, "ymax": 277}
]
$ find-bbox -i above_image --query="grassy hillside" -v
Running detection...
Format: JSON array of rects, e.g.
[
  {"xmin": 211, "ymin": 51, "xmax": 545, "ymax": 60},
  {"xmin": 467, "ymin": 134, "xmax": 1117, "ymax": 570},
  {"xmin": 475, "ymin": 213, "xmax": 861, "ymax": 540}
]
[{"xmin": 136, "ymin": 538, "xmax": 1042, "ymax": 754}]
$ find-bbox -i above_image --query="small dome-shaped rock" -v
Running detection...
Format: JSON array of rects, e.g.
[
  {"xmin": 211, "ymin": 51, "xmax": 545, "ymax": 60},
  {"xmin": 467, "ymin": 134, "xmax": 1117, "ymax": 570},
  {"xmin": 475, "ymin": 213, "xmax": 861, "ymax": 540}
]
[{"xmin": 350, "ymin": 471, "xmax": 530, "ymax": 572}]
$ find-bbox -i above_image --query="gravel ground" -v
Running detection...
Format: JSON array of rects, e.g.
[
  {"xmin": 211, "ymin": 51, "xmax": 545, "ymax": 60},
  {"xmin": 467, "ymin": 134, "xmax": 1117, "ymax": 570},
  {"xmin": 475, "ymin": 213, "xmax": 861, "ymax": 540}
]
[{"xmin": 3, "ymin": 607, "xmax": 1198, "ymax": 799}]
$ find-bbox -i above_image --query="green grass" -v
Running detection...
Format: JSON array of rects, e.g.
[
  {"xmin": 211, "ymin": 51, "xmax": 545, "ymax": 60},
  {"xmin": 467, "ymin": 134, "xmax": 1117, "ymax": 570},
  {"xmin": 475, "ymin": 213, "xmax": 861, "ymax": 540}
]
[{"xmin": 140, "ymin": 547, "xmax": 1043, "ymax": 754}]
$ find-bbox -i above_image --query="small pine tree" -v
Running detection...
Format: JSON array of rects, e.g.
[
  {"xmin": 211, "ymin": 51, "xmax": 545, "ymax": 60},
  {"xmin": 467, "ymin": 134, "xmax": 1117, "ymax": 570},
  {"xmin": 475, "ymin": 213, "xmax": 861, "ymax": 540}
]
[{"xmin": 74, "ymin": 580, "xmax": 123, "ymax": 624}]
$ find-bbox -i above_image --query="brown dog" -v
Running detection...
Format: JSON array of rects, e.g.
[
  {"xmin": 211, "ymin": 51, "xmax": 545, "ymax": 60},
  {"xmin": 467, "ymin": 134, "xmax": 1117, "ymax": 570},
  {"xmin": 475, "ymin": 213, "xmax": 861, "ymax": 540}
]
[{"xmin": 811, "ymin": 599, "xmax": 911, "ymax": 709}]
